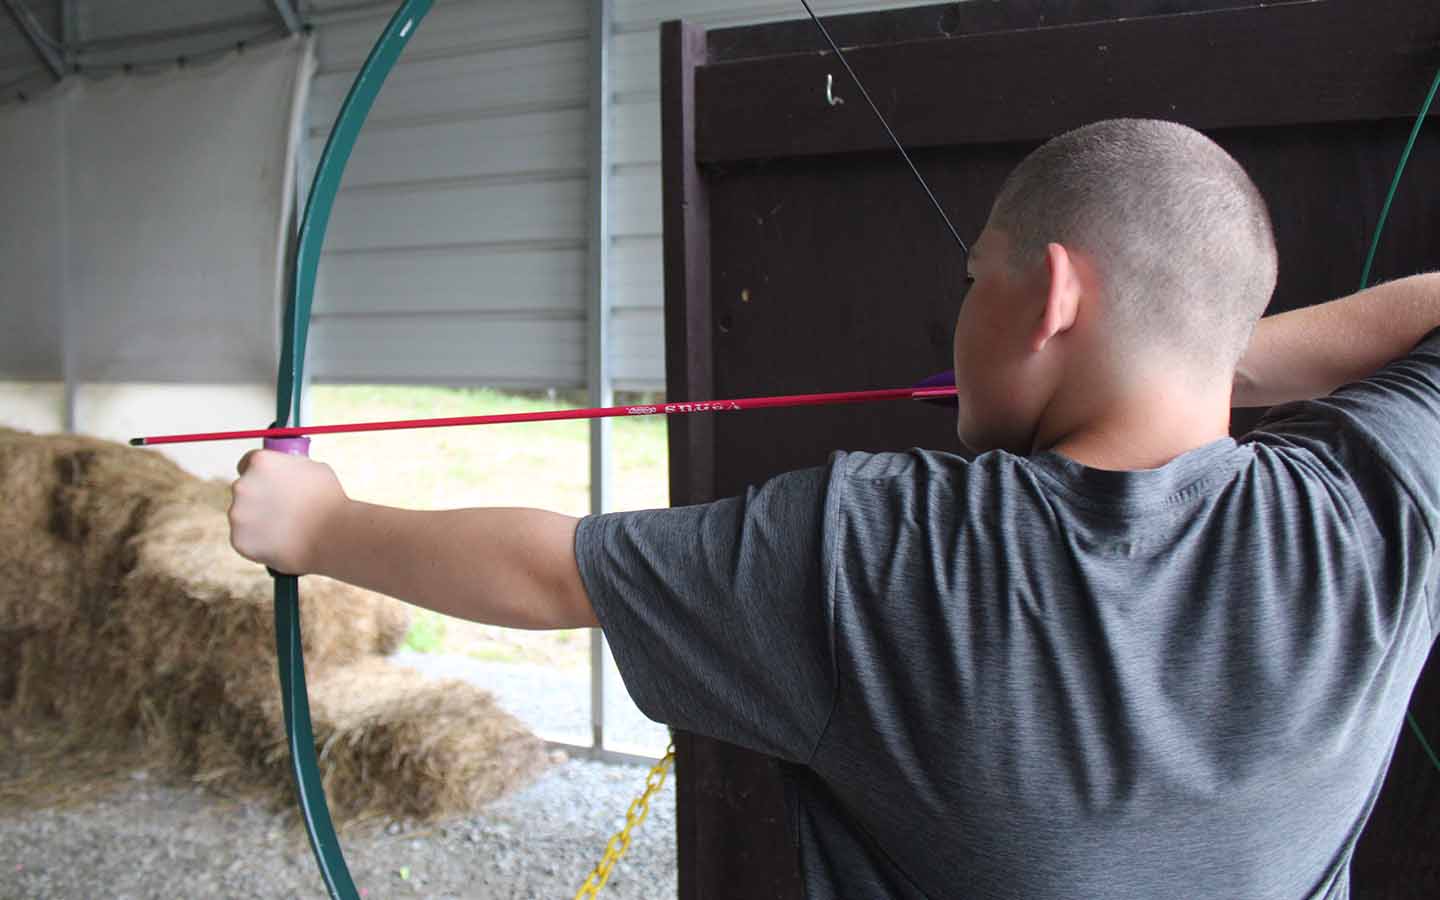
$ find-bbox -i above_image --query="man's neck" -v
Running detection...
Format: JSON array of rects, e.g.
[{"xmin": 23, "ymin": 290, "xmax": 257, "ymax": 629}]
[{"xmin": 1034, "ymin": 380, "xmax": 1233, "ymax": 471}]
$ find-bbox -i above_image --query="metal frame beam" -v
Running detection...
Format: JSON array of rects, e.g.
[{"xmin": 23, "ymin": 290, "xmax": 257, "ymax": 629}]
[
  {"xmin": 586, "ymin": 0, "xmax": 614, "ymax": 753},
  {"xmin": 270, "ymin": 0, "xmax": 303, "ymax": 34},
  {"xmin": 545, "ymin": 739, "xmax": 662, "ymax": 769},
  {"xmin": 3, "ymin": 0, "xmax": 64, "ymax": 80}
]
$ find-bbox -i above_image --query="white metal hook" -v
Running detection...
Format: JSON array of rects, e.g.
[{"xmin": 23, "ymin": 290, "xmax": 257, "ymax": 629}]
[{"xmin": 825, "ymin": 72, "xmax": 845, "ymax": 107}]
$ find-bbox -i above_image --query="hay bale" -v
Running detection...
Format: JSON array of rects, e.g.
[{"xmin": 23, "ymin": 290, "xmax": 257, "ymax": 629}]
[
  {"xmin": 0, "ymin": 427, "xmax": 229, "ymax": 633},
  {"xmin": 204, "ymin": 657, "xmax": 548, "ymax": 825},
  {"xmin": 0, "ymin": 428, "xmax": 546, "ymax": 826},
  {"xmin": 304, "ymin": 658, "xmax": 547, "ymax": 823},
  {"xmin": 0, "ymin": 428, "xmax": 142, "ymax": 633},
  {"xmin": 124, "ymin": 500, "xmax": 412, "ymax": 673}
]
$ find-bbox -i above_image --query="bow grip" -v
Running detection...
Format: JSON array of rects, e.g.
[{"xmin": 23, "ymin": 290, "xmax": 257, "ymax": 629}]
[
  {"xmin": 264, "ymin": 436, "xmax": 312, "ymax": 457},
  {"xmin": 263, "ymin": 436, "xmax": 312, "ymax": 578}
]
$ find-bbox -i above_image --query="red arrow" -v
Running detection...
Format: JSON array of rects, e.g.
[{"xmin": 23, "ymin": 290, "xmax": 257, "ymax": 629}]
[{"xmin": 129, "ymin": 384, "xmax": 958, "ymax": 447}]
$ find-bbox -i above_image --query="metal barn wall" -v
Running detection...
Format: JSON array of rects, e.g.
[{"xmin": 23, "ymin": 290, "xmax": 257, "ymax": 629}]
[
  {"xmin": 306, "ymin": 0, "xmax": 595, "ymax": 389},
  {"xmin": 1, "ymin": 0, "xmax": 931, "ymax": 398},
  {"xmin": 305, "ymin": 0, "xmax": 929, "ymax": 393},
  {"xmin": 0, "ymin": 0, "xmax": 306, "ymax": 480}
]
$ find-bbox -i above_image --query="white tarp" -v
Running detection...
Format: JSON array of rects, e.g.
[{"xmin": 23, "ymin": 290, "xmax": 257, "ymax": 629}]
[{"xmin": 0, "ymin": 36, "xmax": 312, "ymax": 384}]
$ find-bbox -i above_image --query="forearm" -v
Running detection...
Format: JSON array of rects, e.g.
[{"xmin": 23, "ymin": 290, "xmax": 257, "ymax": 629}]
[
  {"xmin": 1234, "ymin": 272, "xmax": 1440, "ymax": 407},
  {"xmin": 310, "ymin": 501, "xmax": 595, "ymax": 630}
]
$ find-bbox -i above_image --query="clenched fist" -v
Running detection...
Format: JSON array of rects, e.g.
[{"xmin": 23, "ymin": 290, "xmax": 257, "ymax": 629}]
[{"xmin": 229, "ymin": 449, "xmax": 349, "ymax": 575}]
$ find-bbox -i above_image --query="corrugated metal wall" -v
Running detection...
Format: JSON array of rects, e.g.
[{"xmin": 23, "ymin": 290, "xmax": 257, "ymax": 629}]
[
  {"xmin": 307, "ymin": 0, "xmax": 596, "ymax": 388},
  {"xmin": 307, "ymin": 0, "xmax": 922, "ymax": 392}
]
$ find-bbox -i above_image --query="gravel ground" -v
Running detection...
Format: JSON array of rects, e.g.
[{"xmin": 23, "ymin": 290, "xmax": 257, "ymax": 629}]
[
  {"xmin": 387, "ymin": 652, "xmax": 670, "ymax": 754},
  {"xmin": 0, "ymin": 655, "xmax": 678, "ymax": 899}
]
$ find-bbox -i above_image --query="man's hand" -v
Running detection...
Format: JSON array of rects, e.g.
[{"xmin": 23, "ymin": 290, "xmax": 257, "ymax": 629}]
[{"xmin": 229, "ymin": 449, "xmax": 348, "ymax": 574}]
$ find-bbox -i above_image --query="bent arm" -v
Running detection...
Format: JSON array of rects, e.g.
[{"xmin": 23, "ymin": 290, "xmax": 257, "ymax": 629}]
[
  {"xmin": 1234, "ymin": 272, "xmax": 1440, "ymax": 407},
  {"xmin": 314, "ymin": 501, "xmax": 595, "ymax": 629}
]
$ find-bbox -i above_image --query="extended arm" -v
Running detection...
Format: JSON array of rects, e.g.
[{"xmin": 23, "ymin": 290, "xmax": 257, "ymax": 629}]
[
  {"xmin": 228, "ymin": 450, "xmax": 595, "ymax": 629},
  {"xmin": 1234, "ymin": 272, "xmax": 1440, "ymax": 407}
]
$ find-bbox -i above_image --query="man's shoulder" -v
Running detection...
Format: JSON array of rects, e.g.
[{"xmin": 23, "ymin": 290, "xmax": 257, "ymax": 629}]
[
  {"xmin": 829, "ymin": 447, "xmax": 1038, "ymax": 494},
  {"xmin": 823, "ymin": 448, "xmax": 1034, "ymax": 527},
  {"xmin": 830, "ymin": 447, "xmax": 973, "ymax": 481}
]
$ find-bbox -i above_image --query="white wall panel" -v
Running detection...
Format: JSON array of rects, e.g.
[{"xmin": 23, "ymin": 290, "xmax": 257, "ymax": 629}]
[
  {"xmin": 62, "ymin": 39, "xmax": 305, "ymax": 383},
  {"xmin": 611, "ymin": 306, "xmax": 663, "ymax": 391},
  {"xmin": 324, "ymin": 177, "xmax": 586, "ymax": 253},
  {"xmin": 310, "ymin": 314, "xmax": 586, "ymax": 387},
  {"xmin": 308, "ymin": 0, "xmax": 594, "ymax": 387},
  {"xmin": 609, "ymin": 28, "xmax": 657, "ymax": 101},
  {"xmin": 612, "ymin": 237, "xmax": 662, "ymax": 311},
  {"xmin": 309, "ymin": 36, "xmax": 588, "ymax": 130},
  {"xmin": 315, "ymin": 0, "xmax": 585, "ymax": 69},
  {"xmin": 1, "ymin": 0, "xmax": 944, "ymax": 393},
  {"xmin": 0, "ymin": 382, "xmax": 64, "ymax": 433},
  {"xmin": 315, "ymin": 244, "xmax": 586, "ymax": 317},
  {"xmin": 78, "ymin": 382, "xmax": 273, "ymax": 480},
  {"xmin": 306, "ymin": 106, "xmax": 586, "ymax": 189},
  {"xmin": 0, "ymin": 94, "xmax": 62, "ymax": 377},
  {"xmin": 609, "ymin": 166, "xmax": 660, "ymax": 239},
  {"xmin": 612, "ymin": 98, "xmax": 659, "ymax": 166}
]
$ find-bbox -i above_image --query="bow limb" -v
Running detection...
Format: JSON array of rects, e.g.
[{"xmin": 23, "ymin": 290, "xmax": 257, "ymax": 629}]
[
  {"xmin": 268, "ymin": 4, "xmax": 434, "ymax": 898},
  {"xmin": 1359, "ymin": 63, "xmax": 1440, "ymax": 776}
]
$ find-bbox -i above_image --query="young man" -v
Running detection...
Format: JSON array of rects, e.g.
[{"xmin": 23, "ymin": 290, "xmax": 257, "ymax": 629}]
[{"xmin": 230, "ymin": 119, "xmax": 1440, "ymax": 899}]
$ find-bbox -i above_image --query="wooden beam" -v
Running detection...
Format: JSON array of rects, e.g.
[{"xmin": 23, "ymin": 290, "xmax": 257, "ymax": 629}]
[
  {"xmin": 662, "ymin": 21, "xmax": 717, "ymax": 510},
  {"xmin": 707, "ymin": 0, "xmax": 1268, "ymax": 63},
  {"xmin": 695, "ymin": 0, "xmax": 1440, "ymax": 164}
]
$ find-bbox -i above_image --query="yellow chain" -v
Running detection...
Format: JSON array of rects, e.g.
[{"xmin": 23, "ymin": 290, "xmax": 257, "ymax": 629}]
[{"xmin": 573, "ymin": 743, "xmax": 676, "ymax": 899}]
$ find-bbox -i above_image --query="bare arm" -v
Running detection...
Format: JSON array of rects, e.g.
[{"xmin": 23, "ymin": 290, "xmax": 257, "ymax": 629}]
[
  {"xmin": 1234, "ymin": 272, "xmax": 1440, "ymax": 407},
  {"xmin": 228, "ymin": 451, "xmax": 595, "ymax": 629}
]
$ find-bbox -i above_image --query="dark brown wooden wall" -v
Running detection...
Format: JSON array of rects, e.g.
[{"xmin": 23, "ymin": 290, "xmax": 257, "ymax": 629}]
[{"xmin": 662, "ymin": 3, "xmax": 1440, "ymax": 898}]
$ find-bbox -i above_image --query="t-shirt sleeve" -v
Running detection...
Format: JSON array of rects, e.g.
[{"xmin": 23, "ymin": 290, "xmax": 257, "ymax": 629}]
[
  {"xmin": 1252, "ymin": 327, "xmax": 1440, "ymax": 634},
  {"xmin": 573, "ymin": 464, "xmax": 838, "ymax": 764}
]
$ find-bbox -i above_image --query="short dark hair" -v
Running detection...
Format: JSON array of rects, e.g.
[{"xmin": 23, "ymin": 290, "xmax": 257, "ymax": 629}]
[{"xmin": 989, "ymin": 118, "xmax": 1277, "ymax": 371}]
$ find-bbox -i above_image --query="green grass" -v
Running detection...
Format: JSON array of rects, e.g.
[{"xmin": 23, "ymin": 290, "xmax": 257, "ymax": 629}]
[
  {"xmin": 307, "ymin": 384, "xmax": 668, "ymax": 662},
  {"xmin": 463, "ymin": 644, "xmax": 530, "ymax": 664},
  {"xmin": 402, "ymin": 610, "xmax": 448, "ymax": 654}
]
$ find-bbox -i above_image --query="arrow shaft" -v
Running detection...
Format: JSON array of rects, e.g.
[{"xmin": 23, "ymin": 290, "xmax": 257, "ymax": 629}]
[{"xmin": 130, "ymin": 386, "xmax": 957, "ymax": 447}]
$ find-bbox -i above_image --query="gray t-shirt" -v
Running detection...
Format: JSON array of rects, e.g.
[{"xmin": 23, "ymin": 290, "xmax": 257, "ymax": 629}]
[{"xmin": 574, "ymin": 332, "xmax": 1440, "ymax": 900}]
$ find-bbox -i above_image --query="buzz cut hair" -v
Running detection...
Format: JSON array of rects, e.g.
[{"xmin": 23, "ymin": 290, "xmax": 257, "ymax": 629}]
[{"xmin": 988, "ymin": 118, "xmax": 1278, "ymax": 372}]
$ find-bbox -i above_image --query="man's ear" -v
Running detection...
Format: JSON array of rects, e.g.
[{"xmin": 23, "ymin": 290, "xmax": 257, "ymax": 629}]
[{"xmin": 1031, "ymin": 242, "xmax": 1082, "ymax": 352}]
